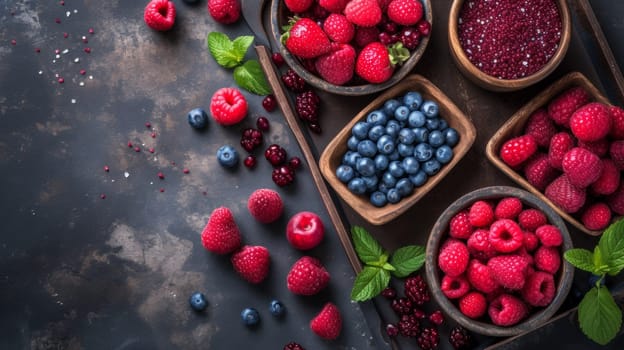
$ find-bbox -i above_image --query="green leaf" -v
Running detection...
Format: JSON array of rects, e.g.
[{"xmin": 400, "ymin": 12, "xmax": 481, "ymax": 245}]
[
  {"xmin": 599, "ymin": 218, "xmax": 624, "ymax": 275},
  {"xmin": 389, "ymin": 245, "xmax": 426, "ymax": 278},
  {"xmin": 382, "ymin": 262, "xmax": 396, "ymax": 271},
  {"xmin": 564, "ymin": 248, "xmax": 597, "ymax": 273},
  {"xmin": 351, "ymin": 226, "xmax": 386, "ymax": 265},
  {"xmin": 578, "ymin": 285, "xmax": 622, "ymax": 345},
  {"xmin": 233, "ymin": 60, "xmax": 271, "ymax": 95},
  {"xmin": 207, "ymin": 32, "xmax": 243, "ymax": 69},
  {"xmin": 350, "ymin": 266, "xmax": 391, "ymax": 302},
  {"xmin": 232, "ymin": 35, "xmax": 254, "ymax": 61}
]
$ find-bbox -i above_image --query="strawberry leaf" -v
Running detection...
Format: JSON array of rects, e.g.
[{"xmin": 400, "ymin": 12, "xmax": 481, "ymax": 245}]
[
  {"xmin": 351, "ymin": 226, "xmax": 386, "ymax": 264},
  {"xmin": 578, "ymin": 285, "xmax": 622, "ymax": 345},
  {"xmin": 564, "ymin": 248, "xmax": 597, "ymax": 274},
  {"xmin": 233, "ymin": 60, "xmax": 271, "ymax": 95},
  {"xmin": 598, "ymin": 218, "xmax": 624, "ymax": 275},
  {"xmin": 390, "ymin": 245, "xmax": 425, "ymax": 278},
  {"xmin": 350, "ymin": 266, "xmax": 391, "ymax": 302},
  {"xmin": 207, "ymin": 32, "xmax": 243, "ymax": 69}
]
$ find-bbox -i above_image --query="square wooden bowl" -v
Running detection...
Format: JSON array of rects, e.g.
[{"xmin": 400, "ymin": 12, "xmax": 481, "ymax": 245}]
[
  {"xmin": 319, "ymin": 75, "xmax": 476, "ymax": 225},
  {"xmin": 485, "ymin": 71, "xmax": 613, "ymax": 235}
]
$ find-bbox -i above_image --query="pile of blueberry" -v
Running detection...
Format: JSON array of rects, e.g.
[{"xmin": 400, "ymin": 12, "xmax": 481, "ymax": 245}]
[{"xmin": 336, "ymin": 91, "xmax": 460, "ymax": 207}]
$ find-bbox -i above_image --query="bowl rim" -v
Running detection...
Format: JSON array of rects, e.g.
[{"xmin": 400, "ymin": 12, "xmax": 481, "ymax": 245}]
[
  {"xmin": 447, "ymin": 0, "xmax": 572, "ymax": 92},
  {"xmin": 424, "ymin": 185, "xmax": 574, "ymax": 337},
  {"xmin": 271, "ymin": 0, "xmax": 434, "ymax": 96}
]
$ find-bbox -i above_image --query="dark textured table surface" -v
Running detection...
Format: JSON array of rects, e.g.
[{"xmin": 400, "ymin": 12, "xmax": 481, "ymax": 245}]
[{"xmin": 1, "ymin": 1, "xmax": 623, "ymax": 350}]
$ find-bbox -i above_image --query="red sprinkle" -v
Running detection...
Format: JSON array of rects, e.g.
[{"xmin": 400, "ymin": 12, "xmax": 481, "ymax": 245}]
[
  {"xmin": 60, "ymin": 1, "xmax": 65, "ymax": 5},
  {"xmin": 55, "ymin": 18, "xmax": 61, "ymax": 24},
  {"xmin": 134, "ymin": 146, "xmax": 141, "ymax": 152},
  {"xmin": 79, "ymin": 69, "xmax": 86, "ymax": 75},
  {"xmin": 35, "ymin": 48, "xmax": 41, "ymax": 53},
  {"xmin": 151, "ymin": 132, "xmax": 156, "ymax": 138},
  {"xmin": 104, "ymin": 165, "xmax": 110, "ymax": 172},
  {"xmin": 145, "ymin": 122, "xmax": 152, "ymax": 128},
  {"xmin": 88, "ymin": 28, "xmax": 95, "ymax": 34},
  {"xmin": 183, "ymin": 168, "xmax": 190, "ymax": 174},
  {"xmin": 10, "ymin": 39, "xmax": 16, "ymax": 46},
  {"xmin": 54, "ymin": 49, "xmax": 61, "ymax": 54},
  {"xmin": 127, "ymin": 141, "xmax": 133, "ymax": 148},
  {"xmin": 57, "ymin": 77, "xmax": 64, "ymax": 84},
  {"xmin": 82, "ymin": 38, "xmax": 88, "ymax": 44},
  {"xmin": 159, "ymin": 188, "xmax": 165, "ymax": 193},
  {"xmin": 157, "ymin": 172, "xmax": 165, "ymax": 179},
  {"xmin": 149, "ymin": 147, "xmax": 155, "ymax": 153},
  {"xmin": 100, "ymin": 194, "xmax": 106, "ymax": 199},
  {"xmin": 84, "ymin": 47, "xmax": 91, "ymax": 53},
  {"xmin": 63, "ymin": 32, "xmax": 68, "ymax": 38}
]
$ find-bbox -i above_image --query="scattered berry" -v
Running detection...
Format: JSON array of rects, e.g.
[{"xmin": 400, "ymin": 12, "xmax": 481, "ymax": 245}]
[
  {"xmin": 391, "ymin": 297, "xmax": 413, "ymax": 316},
  {"xmin": 207, "ymin": 0, "xmax": 241, "ymax": 24},
  {"xmin": 283, "ymin": 342, "xmax": 305, "ymax": 350},
  {"xmin": 282, "ymin": 69, "xmax": 307, "ymax": 92},
  {"xmin": 262, "ymin": 94, "xmax": 277, "ymax": 112},
  {"xmin": 231, "ymin": 245, "xmax": 271, "ymax": 283},
  {"xmin": 286, "ymin": 256, "xmax": 330, "ymax": 295},
  {"xmin": 404, "ymin": 274, "xmax": 430, "ymax": 305},
  {"xmin": 265, "ymin": 144, "xmax": 287, "ymax": 166},
  {"xmin": 201, "ymin": 206, "xmax": 242, "ymax": 254},
  {"xmin": 449, "ymin": 326, "xmax": 473, "ymax": 349},
  {"xmin": 381, "ymin": 287, "xmax": 397, "ymax": 299},
  {"xmin": 416, "ymin": 327, "xmax": 440, "ymax": 350},
  {"xmin": 241, "ymin": 307, "xmax": 260, "ymax": 327},
  {"xmin": 428, "ymin": 310, "xmax": 444, "ymax": 325},
  {"xmin": 459, "ymin": 291, "xmax": 487, "ymax": 319},
  {"xmin": 216, "ymin": 145, "xmax": 239, "ymax": 168},
  {"xmin": 272, "ymin": 52, "xmax": 285, "ymax": 66},
  {"xmin": 244, "ymin": 155, "xmax": 257, "ymax": 168},
  {"xmin": 398, "ymin": 314, "xmax": 420, "ymax": 337},
  {"xmin": 310, "ymin": 302, "xmax": 342, "ymax": 340},
  {"xmin": 144, "ymin": 0, "xmax": 176, "ymax": 31},
  {"xmin": 272, "ymin": 165, "xmax": 296, "ymax": 186},
  {"xmin": 240, "ymin": 128, "xmax": 263, "ymax": 152},
  {"xmin": 210, "ymin": 87, "xmax": 248, "ymax": 125},
  {"xmin": 248, "ymin": 188, "xmax": 283, "ymax": 223},
  {"xmin": 295, "ymin": 90, "xmax": 321, "ymax": 123},
  {"xmin": 256, "ymin": 116, "xmax": 270, "ymax": 131},
  {"xmin": 385, "ymin": 323, "xmax": 399, "ymax": 338},
  {"xmin": 269, "ymin": 299, "xmax": 286, "ymax": 317},
  {"xmin": 189, "ymin": 292, "xmax": 208, "ymax": 311}
]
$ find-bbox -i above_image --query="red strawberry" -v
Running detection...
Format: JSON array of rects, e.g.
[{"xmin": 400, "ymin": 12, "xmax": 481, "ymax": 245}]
[
  {"xmin": 488, "ymin": 294, "xmax": 528, "ymax": 326},
  {"xmin": 286, "ymin": 256, "xmax": 330, "ymax": 295},
  {"xmin": 355, "ymin": 42, "xmax": 395, "ymax": 83},
  {"xmin": 438, "ymin": 239, "xmax": 470, "ymax": 277},
  {"xmin": 314, "ymin": 43, "xmax": 356, "ymax": 86},
  {"xmin": 247, "ymin": 188, "xmax": 284, "ymax": 223},
  {"xmin": 577, "ymin": 138, "xmax": 609, "ymax": 157},
  {"xmin": 466, "ymin": 259, "xmax": 498, "ymax": 294},
  {"xmin": 609, "ymin": 105, "xmax": 624, "ymax": 139},
  {"xmin": 282, "ymin": 18, "xmax": 332, "ymax": 59},
  {"xmin": 231, "ymin": 245, "xmax": 270, "ymax": 283},
  {"xmin": 207, "ymin": 0, "xmax": 240, "ymax": 24},
  {"xmin": 468, "ymin": 200, "xmax": 494, "ymax": 227},
  {"xmin": 545, "ymin": 175, "xmax": 587, "ymax": 213},
  {"xmin": 310, "ymin": 302, "xmax": 342, "ymax": 340},
  {"xmin": 467, "ymin": 229, "xmax": 496, "ymax": 261},
  {"xmin": 489, "ymin": 219, "xmax": 524, "ymax": 253},
  {"xmin": 561, "ymin": 147, "xmax": 603, "ymax": 188},
  {"xmin": 608, "ymin": 183, "xmax": 624, "ymax": 215},
  {"xmin": 441, "ymin": 274, "xmax": 470, "ymax": 299},
  {"xmin": 210, "ymin": 87, "xmax": 248, "ymax": 125},
  {"xmin": 591, "ymin": 159, "xmax": 620, "ymax": 195},
  {"xmin": 487, "ymin": 254, "xmax": 529, "ymax": 290},
  {"xmin": 521, "ymin": 271, "xmax": 556, "ymax": 307},
  {"xmin": 344, "ymin": 0, "xmax": 382, "ymax": 27},
  {"xmin": 534, "ymin": 246, "xmax": 561, "ymax": 274},
  {"xmin": 547, "ymin": 132, "xmax": 575, "ymax": 170},
  {"xmin": 354, "ymin": 26, "xmax": 380, "ymax": 47},
  {"xmin": 494, "ymin": 197, "xmax": 523, "ymax": 220},
  {"xmin": 499, "ymin": 134, "xmax": 537, "ymax": 168},
  {"xmin": 535, "ymin": 224, "xmax": 563, "ymax": 247},
  {"xmin": 387, "ymin": 0, "xmax": 424, "ymax": 26},
  {"xmin": 524, "ymin": 109, "xmax": 558, "ymax": 148},
  {"xmin": 449, "ymin": 210, "xmax": 474, "ymax": 239},
  {"xmin": 319, "ymin": 0, "xmax": 350, "ymax": 12},
  {"xmin": 323, "ymin": 14, "xmax": 355, "ymax": 44},
  {"xmin": 144, "ymin": 0, "xmax": 176, "ymax": 31},
  {"xmin": 581, "ymin": 202, "xmax": 612, "ymax": 231},
  {"xmin": 523, "ymin": 153, "xmax": 559, "ymax": 191},
  {"xmin": 459, "ymin": 291, "xmax": 487, "ymax": 319},
  {"xmin": 201, "ymin": 206, "xmax": 242, "ymax": 254},
  {"xmin": 609, "ymin": 140, "xmax": 624, "ymax": 170},
  {"xmin": 518, "ymin": 208, "xmax": 547, "ymax": 231},
  {"xmin": 284, "ymin": 0, "xmax": 314, "ymax": 13},
  {"xmin": 569, "ymin": 102, "xmax": 612, "ymax": 142},
  {"xmin": 547, "ymin": 86, "xmax": 591, "ymax": 127}
]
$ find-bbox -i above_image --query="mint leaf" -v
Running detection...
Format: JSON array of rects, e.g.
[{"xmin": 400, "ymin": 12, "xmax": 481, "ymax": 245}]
[
  {"xmin": 350, "ymin": 266, "xmax": 391, "ymax": 302},
  {"xmin": 232, "ymin": 35, "xmax": 254, "ymax": 61},
  {"xmin": 564, "ymin": 248, "xmax": 597, "ymax": 273},
  {"xmin": 233, "ymin": 60, "xmax": 271, "ymax": 95},
  {"xmin": 382, "ymin": 262, "xmax": 396, "ymax": 271},
  {"xmin": 599, "ymin": 218, "xmax": 624, "ymax": 275},
  {"xmin": 352, "ymin": 226, "xmax": 386, "ymax": 265},
  {"xmin": 207, "ymin": 32, "xmax": 243, "ymax": 69},
  {"xmin": 578, "ymin": 285, "xmax": 622, "ymax": 345},
  {"xmin": 593, "ymin": 246, "xmax": 611, "ymax": 275},
  {"xmin": 390, "ymin": 245, "xmax": 425, "ymax": 278}
]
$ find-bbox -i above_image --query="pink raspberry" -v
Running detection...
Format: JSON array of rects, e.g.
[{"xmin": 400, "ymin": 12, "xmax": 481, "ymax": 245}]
[
  {"xmin": 581, "ymin": 202, "xmax": 612, "ymax": 231},
  {"xmin": 518, "ymin": 208, "xmax": 548, "ymax": 231},
  {"xmin": 591, "ymin": 159, "xmax": 620, "ymax": 195},
  {"xmin": 440, "ymin": 274, "xmax": 470, "ymax": 299},
  {"xmin": 494, "ymin": 197, "xmax": 523, "ymax": 220},
  {"xmin": 500, "ymin": 134, "xmax": 538, "ymax": 168},
  {"xmin": 449, "ymin": 210, "xmax": 474, "ymax": 239},
  {"xmin": 609, "ymin": 105, "xmax": 624, "ymax": 139},
  {"xmin": 609, "ymin": 140, "xmax": 624, "ymax": 170},
  {"xmin": 523, "ymin": 153, "xmax": 559, "ymax": 191},
  {"xmin": 607, "ymin": 183, "xmax": 624, "ymax": 215},
  {"xmin": 569, "ymin": 102, "xmax": 612, "ymax": 142},
  {"xmin": 438, "ymin": 239, "xmax": 470, "ymax": 277},
  {"xmin": 523, "ymin": 231, "xmax": 539, "ymax": 252},
  {"xmin": 548, "ymin": 132, "xmax": 575, "ymax": 170},
  {"xmin": 521, "ymin": 271, "xmax": 556, "ymax": 307},
  {"xmin": 466, "ymin": 259, "xmax": 498, "ymax": 293},
  {"xmin": 468, "ymin": 200, "xmax": 495, "ymax": 227},
  {"xmin": 577, "ymin": 138, "xmax": 609, "ymax": 157},
  {"xmin": 488, "ymin": 294, "xmax": 528, "ymax": 326},
  {"xmin": 547, "ymin": 86, "xmax": 591, "ymax": 127},
  {"xmin": 488, "ymin": 219, "xmax": 524, "ymax": 253},
  {"xmin": 459, "ymin": 291, "xmax": 487, "ymax": 319},
  {"xmin": 535, "ymin": 224, "xmax": 563, "ymax": 247},
  {"xmin": 524, "ymin": 108, "xmax": 558, "ymax": 147},
  {"xmin": 487, "ymin": 254, "xmax": 530, "ymax": 290},
  {"xmin": 561, "ymin": 147, "xmax": 603, "ymax": 188},
  {"xmin": 545, "ymin": 175, "xmax": 587, "ymax": 214},
  {"xmin": 534, "ymin": 246, "xmax": 561, "ymax": 274},
  {"xmin": 467, "ymin": 229, "xmax": 497, "ymax": 261}
]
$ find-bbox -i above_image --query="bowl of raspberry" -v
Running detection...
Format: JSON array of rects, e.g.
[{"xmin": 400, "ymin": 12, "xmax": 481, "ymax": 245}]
[
  {"xmin": 271, "ymin": 0, "xmax": 433, "ymax": 96},
  {"xmin": 424, "ymin": 186, "xmax": 574, "ymax": 337},
  {"xmin": 448, "ymin": 0, "xmax": 571, "ymax": 92}
]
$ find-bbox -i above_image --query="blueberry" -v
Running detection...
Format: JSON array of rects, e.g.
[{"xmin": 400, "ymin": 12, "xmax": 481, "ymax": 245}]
[
  {"xmin": 413, "ymin": 127, "xmax": 429, "ymax": 143},
  {"xmin": 368, "ymin": 125, "xmax": 386, "ymax": 141},
  {"xmin": 408, "ymin": 110, "xmax": 426, "ymax": 128},
  {"xmin": 402, "ymin": 156, "xmax": 420, "ymax": 174},
  {"xmin": 216, "ymin": 145, "xmax": 239, "ymax": 168},
  {"xmin": 398, "ymin": 128, "xmax": 416, "ymax": 145},
  {"xmin": 382, "ymin": 172, "xmax": 397, "ymax": 187},
  {"xmin": 425, "ymin": 118, "xmax": 440, "ymax": 130},
  {"xmin": 397, "ymin": 143, "xmax": 414, "ymax": 157},
  {"xmin": 396, "ymin": 178, "xmax": 414, "ymax": 197},
  {"xmin": 357, "ymin": 140, "xmax": 377, "ymax": 157},
  {"xmin": 377, "ymin": 182, "xmax": 391, "ymax": 194},
  {"xmin": 403, "ymin": 91, "xmax": 423, "ymax": 111},
  {"xmin": 394, "ymin": 106, "xmax": 410, "ymax": 122},
  {"xmin": 348, "ymin": 177, "xmax": 367, "ymax": 194},
  {"xmin": 187, "ymin": 108, "xmax": 209, "ymax": 129},
  {"xmin": 370, "ymin": 191, "xmax": 388, "ymax": 207},
  {"xmin": 421, "ymin": 100, "xmax": 439, "ymax": 118},
  {"xmin": 435, "ymin": 145, "xmax": 454, "ymax": 164},
  {"xmin": 189, "ymin": 292, "xmax": 208, "ymax": 311},
  {"xmin": 409, "ymin": 170, "xmax": 428, "ymax": 186},
  {"xmin": 386, "ymin": 188, "xmax": 401, "ymax": 204},
  {"xmin": 374, "ymin": 154, "xmax": 389, "ymax": 171},
  {"xmin": 383, "ymin": 99, "xmax": 401, "ymax": 116},
  {"xmin": 423, "ymin": 159, "xmax": 441, "ymax": 176},
  {"xmin": 352, "ymin": 121, "xmax": 371, "ymax": 139},
  {"xmin": 336, "ymin": 165, "xmax": 355, "ymax": 183},
  {"xmin": 377, "ymin": 135, "xmax": 396, "ymax": 155},
  {"xmin": 388, "ymin": 160, "xmax": 405, "ymax": 178},
  {"xmin": 362, "ymin": 175, "xmax": 379, "ymax": 191},
  {"xmin": 366, "ymin": 110, "xmax": 388, "ymax": 126},
  {"xmin": 388, "ymin": 150, "xmax": 401, "ymax": 161},
  {"xmin": 342, "ymin": 151, "xmax": 361, "ymax": 167},
  {"xmin": 444, "ymin": 128, "xmax": 460, "ymax": 147},
  {"xmin": 347, "ymin": 135, "xmax": 360, "ymax": 151},
  {"xmin": 269, "ymin": 300, "xmax": 285, "ymax": 317},
  {"xmin": 385, "ymin": 120, "xmax": 401, "ymax": 139},
  {"xmin": 356, "ymin": 157, "xmax": 376, "ymax": 177},
  {"xmin": 414, "ymin": 143, "xmax": 433, "ymax": 162},
  {"xmin": 428, "ymin": 130, "xmax": 445, "ymax": 147},
  {"xmin": 438, "ymin": 118, "xmax": 449, "ymax": 130},
  {"xmin": 241, "ymin": 308, "xmax": 260, "ymax": 326}
]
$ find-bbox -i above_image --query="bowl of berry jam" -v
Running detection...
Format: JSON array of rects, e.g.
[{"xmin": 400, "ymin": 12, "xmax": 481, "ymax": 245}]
[
  {"xmin": 424, "ymin": 186, "xmax": 574, "ymax": 337},
  {"xmin": 319, "ymin": 74, "xmax": 476, "ymax": 225},
  {"xmin": 448, "ymin": 0, "xmax": 571, "ymax": 92},
  {"xmin": 271, "ymin": 0, "xmax": 433, "ymax": 96}
]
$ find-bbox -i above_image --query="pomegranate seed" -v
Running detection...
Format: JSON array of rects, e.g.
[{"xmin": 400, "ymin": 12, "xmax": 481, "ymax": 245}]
[
  {"xmin": 151, "ymin": 132, "xmax": 156, "ymax": 138},
  {"xmin": 157, "ymin": 172, "xmax": 164, "ymax": 179},
  {"xmin": 262, "ymin": 94, "xmax": 277, "ymax": 112},
  {"xmin": 82, "ymin": 37, "xmax": 88, "ymax": 43},
  {"xmin": 84, "ymin": 47, "xmax": 91, "ymax": 53},
  {"xmin": 63, "ymin": 32, "xmax": 68, "ymax": 38},
  {"xmin": 10, "ymin": 39, "xmax": 16, "ymax": 45},
  {"xmin": 417, "ymin": 20, "xmax": 431, "ymax": 36},
  {"xmin": 54, "ymin": 49, "xmax": 61, "ymax": 54},
  {"xmin": 145, "ymin": 122, "xmax": 151, "ymax": 128},
  {"xmin": 244, "ymin": 155, "xmax": 257, "ymax": 168},
  {"xmin": 55, "ymin": 18, "xmax": 61, "ymax": 24},
  {"xmin": 88, "ymin": 28, "xmax": 95, "ymax": 34},
  {"xmin": 256, "ymin": 116, "xmax": 270, "ymax": 131},
  {"xmin": 35, "ymin": 48, "xmax": 41, "ymax": 53},
  {"xmin": 159, "ymin": 188, "xmax": 165, "ymax": 193},
  {"xmin": 57, "ymin": 77, "xmax": 64, "ymax": 84},
  {"xmin": 381, "ymin": 287, "xmax": 397, "ymax": 299},
  {"xmin": 271, "ymin": 52, "xmax": 285, "ymax": 66},
  {"xmin": 134, "ymin": 146, "xmax": 140, "ymax": 152},
  {"xmin": 288, "ymin": 157, "xmax": 301, "ymax": 170},
  {"xmin": 103, "ymin": 165, "xmax": 110, "ymax": 172},
  {"xmin": 149, "ymin": 147, "xmax": 155, "ymax": 153},
  {"xmin": 183, "ymin": 168, "xmax": 190, "ymax": 174},
  {"xmin": 127, "ymin": 141, "xmax": 133, "ymax": 147},
  {"xmin": 79, "ymin": 69, "xmax": 86, "ymax": 75},
  {"xmin": 59, "ymin": 0, "xmax": 65, "ymax": 5},
  {"xmin": 100, "ymin": 194, "xmax": 106, "ymax": 199}
]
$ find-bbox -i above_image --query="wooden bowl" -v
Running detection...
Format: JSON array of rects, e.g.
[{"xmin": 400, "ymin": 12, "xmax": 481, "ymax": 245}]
[
  {"xmin": 271, "ymin": 0, "xmax": 433, "ymax": 96},
  {"xmin": 425, "ymin": 186, "xmax": 574, "ymax": 337},
  {"xmin": 448, "ymin": 0, "xmax": 571, "ymax": 92},
  {"xmin": 485, "ymin": 72, "xmax": 614, "ymax": 236},
  {"xmin": 319, "ymin": 74, "xmax": 476, "ymax": 225}
]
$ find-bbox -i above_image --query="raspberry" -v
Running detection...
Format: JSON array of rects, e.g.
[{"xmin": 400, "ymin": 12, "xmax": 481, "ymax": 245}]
[
  {"xmin": 381, "ymin": 287, "xmax": 397, "ymax": 299},
  {"xmin": 295, "ymin": 90, "xmax": 321, "ymax": 123},
  {"xmin": 207, "ymin": 0, "xmax": 241, "ymax": 24},
  {"xmin": 488, "ymin": 219, "xmax": 524, "ymax": 253},
  {"xmin": 438, "ymin": 240, "xmax": 470, "ymax": 277},
  {"xmin": 144, "ymin": 0, "xmax": 176, "ymax": 31},
  {"xmin": 247, "ymin": 188, "xmax": 284, "ymax": 224},
  {"xmin": 398, "ymin": 314, "xmax": 420, "ymax": 337},
  {"xmin": 521, "ymin": 271, "xmax": 556, "ymax": 307},
  {"xmin": 310, "ymin": 302, "xmax": 342, "ymax": 340},
  {"xmin": 428, "ymin": 310, "xmax": 444, "ymax": 325},
  {"xmin": 608, "ymin": 183, "xmax": 624, "ymax": 215},
  {"xmin": 284, "ymin": 0, "xmax": 313, "ymax": 12},
  {"xmin": 494, "ymin": 197, "xmax": 523, "ymax": 220},
  {"xmin": 534, "ymin": 246, "xmax": 561, "ymax": 274},
  {"xmin": 466, "ymin": 259, "xmax": 498, "ymax": 293},
  {"xmin": 569, "ymin": 102, "xmax": 612, "ymax": 142},
  {"xmin": 488, "ymin": 294, "xmax": 528, "ymax": 326},
  {"xmin": 323, "ymin": 13, "xmax": 355, "ymax": 44},
  {"xmin": 391, "ymin": 297, "xmax": 413, "ymax": 316},
  {"xmin": 265, "ymin": 144, "xmax": 287, "ymax": 166},
  {"xmin": 354, "ymin": 26, "xmax": 380, "ymax": 47},
  {"xmin": 524, "ymin": 108, "xmax": 558, "ymax": 147},
  {"xmin": 591, "ymin": 159, "xmax": 620, "ymax": 195},
  {"xmin": 548, "ymin": 132, "xmax": 575, "ymax": 170},
  {"xmin": 545, "ymin": 175, "xmax": 587, "ymax": 214},
  {"xmin": 318, "ymin": 0, "xmax": 349, "ymax": 13},
  {"xmin": 210, "ymin": 87, "xmax": 248, "ymax": 125},
  {"xmin": 344, "ymin": 0, "xmax": 382, "ymax": 27},
  {"xmin": 467, "ymin": 229, "xmax": 496, "ymax": 261},
  {"xmin": 231, "ymin": 245, "xmax": 270, "ymax": 284},
  {"xmin": 441, "ymin": 274, "xmax": 470, "ymax": 299},
  {"xmin": 449, "ymin": 326, "xmax": 473, "ymax": 349},
  {"xmin": 609, "ymin": 105, "xmax": 624, "ymax": 139},
  {"xmin": 240, "ymin": 128, "xmax": 263, "ymax": 152},
  {"xmin": 201, "ymin": 206, "xmax": 242, "ymax": 254},
  {"xmin": 518, "ymin": 208, "xmax": 548, "ymax": 231},
  {"xmin": 404, "ymin": 274, "xmax": 430, "ymax": 305},
  {"xmin": 523, "ymin": 153, "xmax": 559, "ymax": 191},
  {"xmin": 578, "ymin": 138, "xmax": 609, "ymax": 157},
  {"xmin": 272, "ymin": 165, "xmax": 296, "ymax": 187},
  {"xmin": 388, "ymin": 0, "xmax": 424, "ymax": 26},
  {"xmin": 399, "ymin": 27, "xmax": 421, "ymax": 50},
  {"xmin": 468, "ymin": 200, "xmax": 494, "ymax": 227},
  {"xmin": 284, "ymin": 342, "xmax": 305, "ymax": 350},
  {"xmin": 385, "ymin": 323, "xmax": 399, "ymax": 338},
  {"xmin": 500, "ymin": 134, "xmax": 538, "ymax": 168},
  {"xmin": 449, "ymin": 210, "xmax": 474, "ymax": 239},
  {"xmin": 459, "ymin": 291, "xmax": 487, "ymax": 319},
  {"xmin": 535, "ymin": 224, "xmax": 563, "ymax": 247},
  {"xmin": 523, "ymin": 231, "xmax": 539, "ymax": 252},
  {"xmin": 281, "ymin": 69, "xmax": 307, "ymax": 92},
  {"xmin": 561, "ymin": 147, "xmax": 603, "ymax": 188},
  {"xmin": 581, "ymin": 202, "xmax": 612, "ymax": 231},
  {"xmin": 547, "ymin": 86, "xmax": 591, "ymax": 127},
  {"xmin": 287, "ymin": 256, "xmax": 330, "ymax": 295},
  {"xmin": 417, "ymin": 327, "xmax": 440, "ymax": 350},
  {"xmin": 272, "ymin": 52, "xmax": 285, "ymax": 66},
  {"xmin": 487, "ymin": 254, "xmax": 529, "ymax": 290},
  {"xmin": 609, "ymin": 140, "xmax": 624, "ymax": 170}
]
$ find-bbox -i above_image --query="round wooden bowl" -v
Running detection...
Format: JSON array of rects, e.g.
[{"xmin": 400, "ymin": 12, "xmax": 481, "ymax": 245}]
[
  {"xmin": 448, "ymin": 0, "xmax": 571, "ymax": 92},
  {"xmin": 424, "ymin": 186, "xmax": 574, "ymax": 337},
  {"xmin": 270, "ymin": 0, "xmax": 433, "ymax": 96}
]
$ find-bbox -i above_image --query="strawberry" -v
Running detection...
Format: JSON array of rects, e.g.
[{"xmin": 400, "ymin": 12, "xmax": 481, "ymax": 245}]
[
  {"xmin": 569, "ymin": 102, "xmax": 612, "ymax": 142},
  {"xmin": 310, "ymin": 302, "xmax": 342, "ymax": 340},
  {"xmin": 545, "ymin": 174, "xmax": 586, "ymax": 214},
  {"xmin": 344, "ymin": 0, "xmax": 382, "ymax": 27},
  {"xmin": 547, "ymin": 86, "xmax": 591, "ymax": 127},
  {"xmin": 488, "ymin": 294, "xmax": 528, "ymax": 326},
  {"xmin": 608, "ymin": 183, "xmax": 624, "ymax": 215},
  {"xmin": 144, "ymin": 0, "xmax": 176, "ymax": 31},
  {"xmin": 499, "ymin": 134, "xmax": 537, "ymax": 168},
  {"xmin": 547, "ymin": 132, "xmax": 575, "ymax": 170},
  {"xmin": 609, "ymin": 140, "xmax": 624, "ymax": 170},
  {"xmin": 314, "ymin": 43, "xmax": 356, "ymax": 86},
  {"xmin": 524, "ymin": 108, "xmax": 558, "ymax": 148},
  {"xmin": 284, "ymin": 0, "xmax": 314, "ymax": 13},
  {"xmin": 282, "ymin": 18, "xmax": 332, "ymax": 59},
  {"xmin": 581, "ymin": 202, "xmax": 612, "ymax": 231},
  {"xmin": 231, "ymin": 245, "xmax": 270, "ymax": 283},
  {"xmin": 247, "ymin": 188, "xmax": 284, "ymax": 223},
  {"xmin": 319, "ymin": 0, "xmax": 350, "ymax": 13},
  {"xmin": 523, "ymin": 153, "xmax": 559, "ymax": 191},
  {"xmin": 609, "ymin": 105, "xmax": 624, "ymax": 139},
  {"xmin": 323, "ymin": 13, "xmax": 355, "ymax": 44},
  {"xmin": 521, "ymin": 271, "xmax": 556, "ymax": 307},
  {"xmin": 592, "ymin": 159, "xmax": 620, "ymax": 195},
  {"xmin": 561, "ymin": 147, "xmax": 603, "ymax": 188},
  {"xmin": 387, "ymin": 0, "xmax": 424, "ymax": 26},
  {"xmin": 356, "ymin": 42, "xmax": 401, "ymax": 84},
  {"xmin": 487, "ymin": 254, "xmax": 529, "ymax": 290},
  {"xmin": 201, "ymin": 206, "xmax": 242, "ymax": 254},
  {"xmin": 210, "ymin": 87, "xmax": 248, "ymax": 125},
  {"xmin": 286, "ymin": 256, "xmax": 330, "ymax": 295},
  {"xmin": 207, "ymin": 0, "xmax": 241, "ymax": 24}
]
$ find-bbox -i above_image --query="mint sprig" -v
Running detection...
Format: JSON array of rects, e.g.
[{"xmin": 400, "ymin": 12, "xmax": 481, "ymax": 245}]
[
  {"xmin": 350, "ymin": 226, "xmax": 425, "ymax": 302},
  {"xmin": 564, "ymin": 218, "xmax": 624, "ymax": 345},
  {"xmin": 207, "ymin": 32, "xmax": 271, "ymax": 95}
]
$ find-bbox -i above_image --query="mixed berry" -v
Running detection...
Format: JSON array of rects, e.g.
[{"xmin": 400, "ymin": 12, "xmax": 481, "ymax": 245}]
[{"xmin": 188, "ymin": 292, "xmax": 208, "ymax": 311}]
